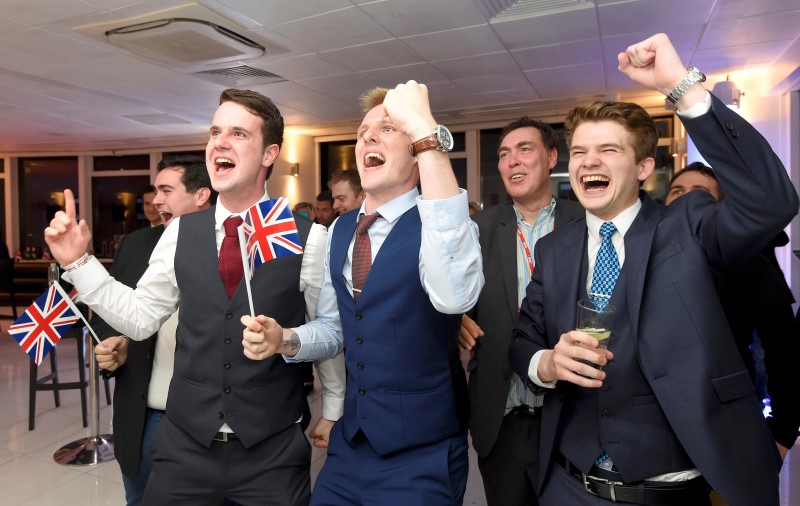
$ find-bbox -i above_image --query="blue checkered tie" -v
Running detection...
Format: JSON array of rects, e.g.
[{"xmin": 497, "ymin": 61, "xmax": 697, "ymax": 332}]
[
  {"xmin": 590, "ymin": 222, "xmax": 619, "ymax": 470},
  {"xmin": 589, "ymin": 221, "xmax": 619, "ymax": 311}
]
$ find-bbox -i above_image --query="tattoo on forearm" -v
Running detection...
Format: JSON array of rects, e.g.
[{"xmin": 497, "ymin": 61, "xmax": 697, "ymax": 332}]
[{"xmin": 285, "ymin": 332, "xmax": 301, "ymax": 351}]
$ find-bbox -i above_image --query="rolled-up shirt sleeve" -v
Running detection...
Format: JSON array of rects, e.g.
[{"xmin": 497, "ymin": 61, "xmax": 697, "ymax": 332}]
[{"xmin": 417, "ymin": 189, "xmax": 484, "ymax": 314}]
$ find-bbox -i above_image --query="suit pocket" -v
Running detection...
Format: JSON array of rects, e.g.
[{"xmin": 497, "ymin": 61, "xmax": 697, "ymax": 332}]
[
  {"xmin": 712, "ymin": 370, "xmax": 755, "ymax": 403},
  {"xmin": 632, "ymin": 394, "xmax": 657, "ymax": 406}
]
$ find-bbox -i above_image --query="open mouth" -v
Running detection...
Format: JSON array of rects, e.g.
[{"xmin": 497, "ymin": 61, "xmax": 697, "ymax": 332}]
[
  {"xmin": 159, "ymin": 211, "xmax": 173, "ymax": 223},
  {"xmin": 510, "ymin": 173, "xmax": 525, "ymax": 182},
  {"xmin": 581, "ymin": 175, "xmax": 610, "ymax": 193},
  {"xmin": 364, "ymin": 152, "xmax": 385, "ymax": 169},
  {"xmin": 215, "ymin": 157, "xmax": 235, "ymax": 173}
]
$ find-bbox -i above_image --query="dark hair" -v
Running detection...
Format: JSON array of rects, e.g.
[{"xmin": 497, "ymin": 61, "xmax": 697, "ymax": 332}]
[
  {"xmin": 219, "ymin": 88, "xmax": 284, "ymax": 180},
  {"xmin": 316, "ymin": 190, "xmax": 334, "ymax": 204},
  {"xmin": 142, "ymin": 184, "xmax": 156, "ymax": 196},
  {"xmin": 564, "ymin": 101, "xmax": 657, "ymax": 164},
  {"xmin": 499, "ymin": 116, "xmax": 560, "ymax": 153},
  {"xmin": 328, "ymin": 168, "xmax": 363, "ymax": 194},
  {"xmin": 157, "ymin": 155, "xmax": 217, "ymax": 204},
  {"xmin": 669, "ymin": 161, "xmax": 723, "ymax": 199}
]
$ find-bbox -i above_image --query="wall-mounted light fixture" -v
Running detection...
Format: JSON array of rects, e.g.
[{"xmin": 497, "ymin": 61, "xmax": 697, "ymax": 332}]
[
  {"xmin": 290, "ymin": 163, "xmax": 300, "ymax": 177},
  {"xmin": 712, "ymin": 76, "xmax": 743, "ymax": 109}
]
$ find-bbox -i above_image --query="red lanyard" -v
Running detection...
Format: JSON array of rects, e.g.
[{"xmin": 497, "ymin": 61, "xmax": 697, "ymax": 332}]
[{"xmin": 516, "ymin": 224, "xmax": 534, "ymax": 275}]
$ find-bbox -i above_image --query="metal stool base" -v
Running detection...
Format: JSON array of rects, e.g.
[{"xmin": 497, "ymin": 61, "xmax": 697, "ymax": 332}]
[{"xmin": 54, "ymin": 434, "xmax": 115, "ymax": 466}]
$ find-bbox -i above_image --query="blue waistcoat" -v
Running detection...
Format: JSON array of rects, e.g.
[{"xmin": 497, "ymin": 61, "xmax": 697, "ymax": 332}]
[{"xmin": 330, "ymin": 209, "xmax": 467, "ymax": 455}]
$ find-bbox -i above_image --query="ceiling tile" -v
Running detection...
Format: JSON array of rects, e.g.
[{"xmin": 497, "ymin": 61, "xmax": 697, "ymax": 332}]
[
  {"xmin": 258, "ymin": 53, "xmax": 349, "ymax": 80},
  {"xmin": 322, "ymin": 39, "xmax": 422, "ymax": 71},
  {"xmin": 710, "ymin": 0, "xmax": 800, "ymax": 21},
  {"xmin": 218, "ymin": 0, "xmax": 353, "ymax": 27},
  {"xmin": 269, "ymin": 6, "xmax": 392, "ymax": 52},
  {"xmin": 525, "ymin": 63, "xmax": 607, "ymax": 99},
  {"xmin": 692, "ymin": 40, "xmax": 795, "ymax": 74},
  {"xmin": 296, "ymin": 73, "xmax": 378, "ymax": 104},
  {"xmin": 701, "ymin": 10, "xmax": 800, "ymax": 49},
  {"xmin": 433, "ymin": 52, "xmax": 518, "ymax": 80},
  {"xmin": 511, "ymin": 40, "xmax": 602, "ymax": 71},
  {"xmin": 598, "ymin": 0, "xmax": 715, "ymax": 37},
  {"xmin": 0, "ymin": 0, "xmax": 98, "ymax": 25},
  {"xmin": 358, "ymin": 0, "xmax": 486, "ymax": 37},
  {"xmin": 401, "ymin": 24, "xmax": 505, "ymax": 62},
  {"xmin": 452, "ymin": 72, "xmax": 532, "ymax": 94},
  {"xmin": 491, "ymin": 6, "xmax": 598, "ymax": 51},
  {"xmin": 358, "ymin": 63, "xmax": 448, "ymax": 88}
]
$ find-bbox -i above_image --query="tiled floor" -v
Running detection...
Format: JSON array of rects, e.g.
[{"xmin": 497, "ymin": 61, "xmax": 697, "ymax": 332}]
[{"xmin": 0, "ymin": 315, "xmax": 796, "ymax": 505}]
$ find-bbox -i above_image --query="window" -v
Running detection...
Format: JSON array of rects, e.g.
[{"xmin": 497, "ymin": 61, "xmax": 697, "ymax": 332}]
[
  {"xmin": 18, "ymin": 157, "xmax": 78, "ymax": 258},
  {"xmin": 92, "ymin": 175, "xmax": 152, "ymax": 258}
]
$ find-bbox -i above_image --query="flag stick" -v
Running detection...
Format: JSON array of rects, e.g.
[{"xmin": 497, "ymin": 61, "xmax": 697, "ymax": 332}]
[
  {"xmin": 237, "ymin": 225, "xmax": 256, "ymax": 316},
  {"xmin": 52, "ymin": 281, "xmax": 102, "ymax": 346}
]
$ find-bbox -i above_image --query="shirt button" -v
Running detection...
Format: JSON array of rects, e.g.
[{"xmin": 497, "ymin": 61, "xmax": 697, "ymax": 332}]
[
  {"xmin": 224, "ymin": 386, "xmax": 231, "ymax": 393},
  {"xmin": 225, "ymin": 312, "xmax": 233, "ymax": 319},
  {"xmin": 224, "ymin": 337, "xmax": 232, "ymax": 344},
  {"xmin": 359, "ymin": 387, "xmax": 366, "ymax": 395},
  {"xmin": 355, "ymin": 313, "xmax": 362, "ymax": 320},
  {"xmin": 224, "ymin": 362, "xmax": 231, "ymax": 369},
  {"xmin": 357, "ymin": 362, "xmax": 364, "ymax": 370},
  {"xmin": 356, "ymin": 337, "xmax": 364, "ymax": 345}
]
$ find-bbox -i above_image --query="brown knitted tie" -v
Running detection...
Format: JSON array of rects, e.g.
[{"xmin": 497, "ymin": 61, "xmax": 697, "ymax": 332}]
[
  {"xmin": 219, "ymin": 216, "xmax": 244, "ymax": 299},
  {"xmin": 351, "ymin": 213, "xmax": 380, "ymax": 300}
]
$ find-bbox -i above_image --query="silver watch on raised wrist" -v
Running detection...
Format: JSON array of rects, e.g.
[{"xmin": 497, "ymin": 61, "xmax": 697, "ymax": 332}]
[{"xmin": 666, "ymin": 66, "xmax": 706, "ymax": 105}]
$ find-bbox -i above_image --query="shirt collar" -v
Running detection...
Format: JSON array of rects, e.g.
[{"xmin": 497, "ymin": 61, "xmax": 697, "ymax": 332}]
[
  {"xmin": 214, "ymin": 189, "xmax": 271, "ymax": 232},
  {"xmin": 585, "ymin": 198, "xmax": 641, "ymax": 241},
  {"xmin": 513, "ymin": 197, "xmax": 556, "ymax": 227},
  {"xmin": 357, "ymin": 187, "xmax": 419, "ymax": 225}
]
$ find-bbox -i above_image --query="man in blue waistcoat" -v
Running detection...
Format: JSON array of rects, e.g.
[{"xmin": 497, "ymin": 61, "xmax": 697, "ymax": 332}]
[{"xmin": 242, "ymin": 80, "xmax": 484, "ymax": 505}]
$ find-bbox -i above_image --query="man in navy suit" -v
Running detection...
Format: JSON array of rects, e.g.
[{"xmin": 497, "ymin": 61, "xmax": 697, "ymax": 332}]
[
  {"xmin": 243, "ymin": 80, "xmax": 484, "ymax": 505},
  {"xmin": 509, "ymin": 33, "xmax": 797, "ymax": 505}
]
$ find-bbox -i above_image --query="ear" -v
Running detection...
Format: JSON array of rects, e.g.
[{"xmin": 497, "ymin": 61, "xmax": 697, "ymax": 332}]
[
  {"xmin": 262, "ymin": 143, "xmax": 280, "ymax": 169},
  {"xmin": 547, "ymin": 148, "xmax": 558, "ymax": 170},
  {"xmin": 195, "ymin": 187, "xmax": 212, "ymax": 208},
  {"xmin": 637, "ymin": 157, "xmax": 655, "ymax": 182}
]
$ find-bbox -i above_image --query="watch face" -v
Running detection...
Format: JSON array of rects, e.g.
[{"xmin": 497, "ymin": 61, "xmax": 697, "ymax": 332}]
[{"xmin": 435, "ymin": 125, "xmax": 454, "ymax": 151}]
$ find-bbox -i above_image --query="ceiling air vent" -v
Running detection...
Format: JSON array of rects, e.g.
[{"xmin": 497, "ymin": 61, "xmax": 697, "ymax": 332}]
[
  {"xmin": 192, "ymin": 65, "xmax": 287, "ymax": 87},
  {"xmin": 479, "ymin": 0, "xmax": 591, "ymax": 22},
  {"xmin": 105, "ymin": 18, "xmax": 265, "ymax": 70}
]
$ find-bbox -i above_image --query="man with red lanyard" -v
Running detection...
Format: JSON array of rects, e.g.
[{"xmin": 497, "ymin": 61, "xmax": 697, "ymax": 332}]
[{"xmin": 459, "ymin": 117, "xmax": 583, "ymax": 505}]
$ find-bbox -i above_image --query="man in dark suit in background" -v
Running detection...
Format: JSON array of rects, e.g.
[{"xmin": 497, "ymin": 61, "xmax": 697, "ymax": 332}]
[
  {"xmin": 459, "ymin": 117, "xmax": 582, "ymax": 505},
  {"xmin": 92, "ymin": 155, "xmax": 214, "ymax": 505},
  {"xmin": 509, "ymin": 33, "xmax": 797, "ymax": 505}
]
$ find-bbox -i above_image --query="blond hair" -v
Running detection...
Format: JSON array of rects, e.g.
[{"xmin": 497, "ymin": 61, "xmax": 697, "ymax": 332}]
[{"xmin": 359, "ymin": 87, "xmax": 389, "ymax": 113}]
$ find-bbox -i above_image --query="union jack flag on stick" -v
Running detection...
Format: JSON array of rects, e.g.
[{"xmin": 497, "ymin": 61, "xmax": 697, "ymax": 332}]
[
  {"xmin": 237, "ymin": 197, "xmax": 304, "ymax": 316},
  {"xmin": 8, "ymin": 281, "xmax": 100, "ymax": 365}
]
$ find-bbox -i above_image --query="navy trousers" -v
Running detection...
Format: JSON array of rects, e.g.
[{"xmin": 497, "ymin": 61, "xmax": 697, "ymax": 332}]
[{"xmin": 311, "ymin": 421, "xmax": 468, "ymax": 505}]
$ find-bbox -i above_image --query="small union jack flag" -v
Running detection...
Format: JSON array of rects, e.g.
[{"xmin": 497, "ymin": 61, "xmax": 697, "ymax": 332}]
[
  {"xmin": 8, "ymin": 282, "xmax": 81, "ymax": 365},
  {"xmin": 242, "ymin": 197, "xmax": 303, "ymax": 275}
]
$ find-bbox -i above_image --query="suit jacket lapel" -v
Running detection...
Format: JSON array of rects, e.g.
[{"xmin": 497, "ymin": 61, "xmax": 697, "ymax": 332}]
[
  {"xmin": 554, "ymin": 221, "xmax": 587, "ymax": 335},
  {"xmin": 497, "ymin": 205, "xmax": 520, "ymax": 318},
  {"xmin": 622, "ymin": 193, "xmax": 662, "ymax": 341}
]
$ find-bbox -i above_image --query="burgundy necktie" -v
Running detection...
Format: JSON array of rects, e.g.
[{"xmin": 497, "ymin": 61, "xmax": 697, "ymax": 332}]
[
  {"xmin": 219, "ymin": 216, "xmax": 244, "ymax": 299},
  {"xmin": 352, "ymin": 213, "xmax": 380, "ymax": 300}
]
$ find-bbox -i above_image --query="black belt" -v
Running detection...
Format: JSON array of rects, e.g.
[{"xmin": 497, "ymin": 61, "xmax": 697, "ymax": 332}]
[
  {"xmin": 213, "ymin": 431, "xmax": 238, "ymax": 443},
  {"xmin": 555, "ymin": 453, "xmax": 710, "ymax": 505},
  {"xmin": 508, "ymin": 405, "xmax": 541, "ymax": 419}
]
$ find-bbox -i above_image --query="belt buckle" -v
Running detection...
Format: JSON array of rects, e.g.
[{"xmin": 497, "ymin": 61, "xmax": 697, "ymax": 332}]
[
  {"xmin": 582, "ymin": 474, "xmax": 622, "ymax": 502},
  {"xmin": 214, "ymin": 432, "xmax": 231, "ymax": 443}
]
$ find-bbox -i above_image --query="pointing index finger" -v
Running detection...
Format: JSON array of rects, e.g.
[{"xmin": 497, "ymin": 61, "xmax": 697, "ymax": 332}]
[{"xmin": 64, "ymin": 189, "xmax": 76, "ymax": 221}]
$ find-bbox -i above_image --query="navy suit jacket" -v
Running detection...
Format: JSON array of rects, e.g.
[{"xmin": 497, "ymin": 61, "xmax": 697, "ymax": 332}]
[{"xmin": 509, "ymin": 95, "xmax": 798, "ymax": 505}]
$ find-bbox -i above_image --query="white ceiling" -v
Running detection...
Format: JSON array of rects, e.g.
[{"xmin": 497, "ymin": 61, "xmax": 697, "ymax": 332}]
[{"xmin": 0, "ymin": 0, "xmax": 798, "ymax": 152}]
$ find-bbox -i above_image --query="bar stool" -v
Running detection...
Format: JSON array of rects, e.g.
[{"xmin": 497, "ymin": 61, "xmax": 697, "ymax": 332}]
[
  {"xmin": 29, "ymin": 325, "xmax": 112, "ymax": 431},
  {"xmin": 0, "ymin": 258, "xmax": 18, "ymax": 320}
]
